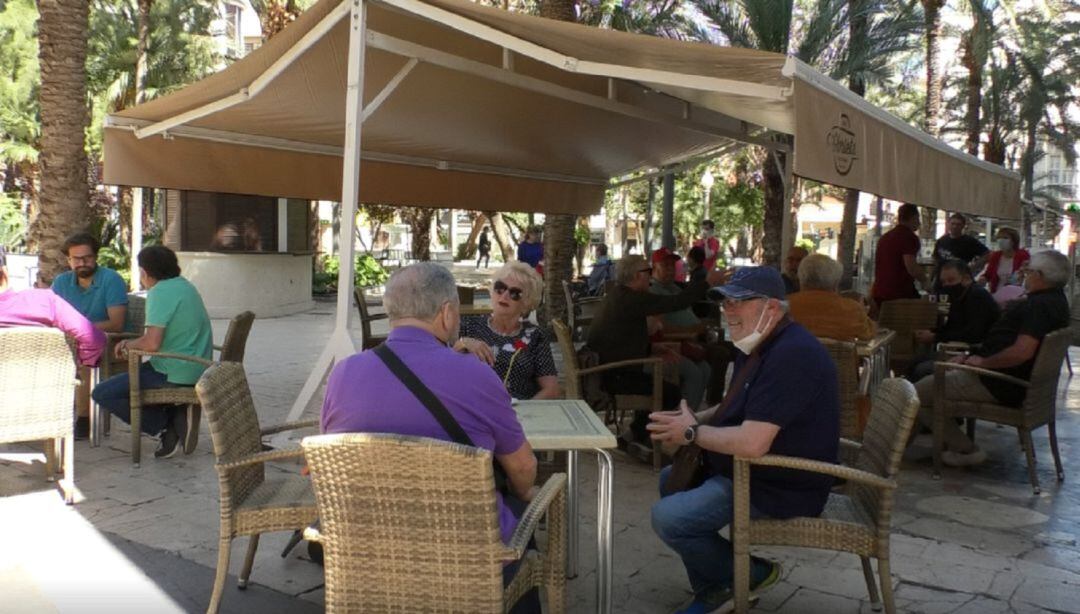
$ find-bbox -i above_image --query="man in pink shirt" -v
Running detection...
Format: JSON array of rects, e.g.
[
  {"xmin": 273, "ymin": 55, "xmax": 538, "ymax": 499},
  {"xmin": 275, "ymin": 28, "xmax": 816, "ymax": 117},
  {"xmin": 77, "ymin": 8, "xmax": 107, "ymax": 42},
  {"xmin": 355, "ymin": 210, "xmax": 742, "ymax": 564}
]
[{"xmin": 0, "ymin": 266, "xmax": 105, "ymax": 368}]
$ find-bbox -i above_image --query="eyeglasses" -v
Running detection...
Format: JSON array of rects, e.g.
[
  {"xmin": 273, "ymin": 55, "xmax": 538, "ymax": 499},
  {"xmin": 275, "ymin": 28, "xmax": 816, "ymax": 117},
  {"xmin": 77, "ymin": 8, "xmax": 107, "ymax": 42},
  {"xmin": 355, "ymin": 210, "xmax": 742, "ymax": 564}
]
[
  {"xmin": 493, "ymin": 280, "xmax": 524, "ymax": 302},
  {"xmin": 68, "ymin": 255, "xmax": 96, "ymax": 264},
  {"xmin": 638, "ymin": 267, "xmax": 653, "ymax": 274}
]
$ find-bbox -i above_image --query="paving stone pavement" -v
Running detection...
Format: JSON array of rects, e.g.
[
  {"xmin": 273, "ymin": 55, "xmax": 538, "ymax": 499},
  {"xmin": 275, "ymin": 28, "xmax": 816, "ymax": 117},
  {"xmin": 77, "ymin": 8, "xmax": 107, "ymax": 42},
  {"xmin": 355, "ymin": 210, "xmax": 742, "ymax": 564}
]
[{"xmin": 3, "ymin": 267, "xmax": 1080, "ymax": 613}]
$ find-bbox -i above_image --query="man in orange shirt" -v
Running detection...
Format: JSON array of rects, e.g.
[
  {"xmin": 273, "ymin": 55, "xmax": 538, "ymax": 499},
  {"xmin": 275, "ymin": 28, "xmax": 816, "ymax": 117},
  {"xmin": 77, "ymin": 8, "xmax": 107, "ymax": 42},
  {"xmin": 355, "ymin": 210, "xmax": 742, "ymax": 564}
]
[{"xmin": 788, "ymin": 254, "xmax": 875, "ymax": 342}]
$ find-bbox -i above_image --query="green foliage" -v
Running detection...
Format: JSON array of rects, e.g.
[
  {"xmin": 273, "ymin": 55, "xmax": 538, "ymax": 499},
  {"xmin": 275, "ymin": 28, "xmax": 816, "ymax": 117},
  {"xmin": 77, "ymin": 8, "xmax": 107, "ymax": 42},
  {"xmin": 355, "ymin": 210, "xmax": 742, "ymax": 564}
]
[
  {"xmin": 573, "ymin": 224, "xmax": 591, "ymax": 247},
  {"xmin": 794, "ymin": 237, "xmax": 815, "ymax": 252},
  {"xmin": 0, "ymin": 192, "xmax": 26, "ymax": 249},
  {"xmin": 0, "ymin": 0, "xmax": 39, "ymax": 167},
  {"xmin": 314, "ymin": 253, "xmax": 390, "ymax": 294},
  {"xmin": 86, "ymin": 0, "xmax": 220, "ymax": 155}
]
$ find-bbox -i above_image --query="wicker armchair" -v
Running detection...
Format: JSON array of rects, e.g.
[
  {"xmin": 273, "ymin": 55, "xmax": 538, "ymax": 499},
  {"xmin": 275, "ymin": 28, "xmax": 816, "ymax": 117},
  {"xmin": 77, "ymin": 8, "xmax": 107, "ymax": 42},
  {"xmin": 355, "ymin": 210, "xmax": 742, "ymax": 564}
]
[
  {"xmin": 876, "ymin": 299, "xmax": 939, "ymax": 375},
  {"xmin": 91, "ymin": 294, "xmax": 147, "ymax": 444},
  {"xmin": 0, "ymin": 327, "xmax": 80, "ymax": 504},
  {"xmin": 124, "ymin": 311, "xmax": 256, "ymax": 466},
  {"xmin": 820, "ymin": 338, "xmax": 866, "ymax": 440},
  {"xmin": 194, "ymin": 362, "xmax": 317, "ymax": 614},
  {"xmin": 353, "ymin": 286, "xmax": 387, "ymax": 350},
  {"xmin": 552, "ymin": 319, "xmax": 665, "ymax": 469},
  {"xmin": 300, "ymin": 433, "xmax": 567, "ymax": 613},
  {"xmin": 932, "ymin": 328, "xmax": 1071, "ymax": 494},
  {"xmin": 732, "ymin": 378, "xmax": 920, "ymax": 614}
]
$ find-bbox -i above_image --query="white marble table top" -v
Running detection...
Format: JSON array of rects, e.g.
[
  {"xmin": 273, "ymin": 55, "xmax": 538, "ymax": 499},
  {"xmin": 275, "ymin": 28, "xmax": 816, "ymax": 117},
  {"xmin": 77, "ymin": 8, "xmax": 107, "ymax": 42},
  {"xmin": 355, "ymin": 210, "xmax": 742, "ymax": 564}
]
[{"xmin": 514, "ymin": 399, "xmax": 617, "ymax": 451}]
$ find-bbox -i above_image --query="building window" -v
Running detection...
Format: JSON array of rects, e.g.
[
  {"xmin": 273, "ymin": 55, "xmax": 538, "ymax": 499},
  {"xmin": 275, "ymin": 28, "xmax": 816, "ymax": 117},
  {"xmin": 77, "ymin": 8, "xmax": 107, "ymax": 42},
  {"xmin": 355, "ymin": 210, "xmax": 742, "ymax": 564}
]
[{"xmin": 164, "ymin": 190, "xmax": 313, "ymax": 253}]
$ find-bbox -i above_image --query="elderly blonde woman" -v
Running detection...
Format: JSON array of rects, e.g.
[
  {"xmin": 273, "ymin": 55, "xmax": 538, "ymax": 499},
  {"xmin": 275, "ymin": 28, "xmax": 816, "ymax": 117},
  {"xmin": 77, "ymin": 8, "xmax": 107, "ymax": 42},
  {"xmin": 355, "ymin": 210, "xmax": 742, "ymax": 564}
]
[
  {"xmin": 787, "ymin": 253, "xmax": 875, "ymax": 342},
  {"xmin": 455, "ymin": 261, "xmax": 560, "ymax": 400}
]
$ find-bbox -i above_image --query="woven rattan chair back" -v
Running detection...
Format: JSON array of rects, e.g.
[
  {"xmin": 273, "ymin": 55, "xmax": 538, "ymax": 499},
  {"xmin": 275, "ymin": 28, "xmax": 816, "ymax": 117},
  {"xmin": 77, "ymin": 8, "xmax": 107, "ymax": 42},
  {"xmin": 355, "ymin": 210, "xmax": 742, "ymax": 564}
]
[
  {"xmin": 820, "ymin": 338, "xmax": 861, "ymax": 440},
  {"xmin": 552, "ymin": 319, "xmax": 581, "ymax": 399},
  {"xmin": 124, "ymin": 293, "xmax": 146, "ymax": 333},
  {"xmin": 196, "ymin": 362, "xmax": 265, "ymax": 505},
  {"xmin": 0, "ymin": 327, "xmax": 77, "ymax": 443},
  {"xmin": 850, "ymin": 378, "xmax": 919, "ymax": 524},
  {"xmin": 302, "ymin": 433, "xmax": 507, "ymax": 613},
  {"xmin": 561, "ymin": 281, "xmax": 577, "ymax": 333},
  {"xmin": 877, "ymin": 299, "xmax": 938, "ymax": 368},
  {"xmin": 1021, "ymin": 329, "xmax": 1071, "ymax": 420},
  {"xmin": 353, "ymin": 287, "xmax": 387, "ymax": 350},
  {"xmin": 457, "ymin": 285, "xmax": 476, "ymax": 305},
  {"xmin": 0, "ymin": 327, "xmax": 78, "ymax": 500},
  {"xmin": 219, "ymin": 311, "xmax": 255, "ymax": 363}
]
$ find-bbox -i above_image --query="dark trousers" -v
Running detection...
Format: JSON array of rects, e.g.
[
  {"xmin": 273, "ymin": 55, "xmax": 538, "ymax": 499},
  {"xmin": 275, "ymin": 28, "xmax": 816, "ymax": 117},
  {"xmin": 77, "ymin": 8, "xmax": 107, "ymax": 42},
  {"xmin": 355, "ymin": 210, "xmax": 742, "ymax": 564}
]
[
  {"xmin": 91, "ymin": 362, "xmax": 181, "ymax": 436},
  {"xmin": 477, "ymin": 250, "xmax": 490, "ymax": 268},
  {"xmin": 503, "ymin": 494, "xmax": 542, "ymax": 614}
]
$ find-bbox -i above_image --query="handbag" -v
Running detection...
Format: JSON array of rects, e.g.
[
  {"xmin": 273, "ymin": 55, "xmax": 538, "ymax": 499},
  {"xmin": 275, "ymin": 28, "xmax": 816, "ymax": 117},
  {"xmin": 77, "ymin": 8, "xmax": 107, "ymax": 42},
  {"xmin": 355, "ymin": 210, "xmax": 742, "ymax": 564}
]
[
  {"xmin": 373, "ymin": 343, "xmax": 510, "ymax": 493},
  {"xmin": 660, "ymin": 319, "xmax": 791, "ymax": 495}
]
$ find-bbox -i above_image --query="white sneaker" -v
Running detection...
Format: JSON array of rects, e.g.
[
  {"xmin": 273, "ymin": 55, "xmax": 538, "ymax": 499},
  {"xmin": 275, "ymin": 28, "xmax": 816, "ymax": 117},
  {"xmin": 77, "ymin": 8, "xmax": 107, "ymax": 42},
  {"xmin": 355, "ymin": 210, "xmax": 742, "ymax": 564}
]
[{"xmin": 941, "ymin": 449, "xmax": 988, "ymax": 467}]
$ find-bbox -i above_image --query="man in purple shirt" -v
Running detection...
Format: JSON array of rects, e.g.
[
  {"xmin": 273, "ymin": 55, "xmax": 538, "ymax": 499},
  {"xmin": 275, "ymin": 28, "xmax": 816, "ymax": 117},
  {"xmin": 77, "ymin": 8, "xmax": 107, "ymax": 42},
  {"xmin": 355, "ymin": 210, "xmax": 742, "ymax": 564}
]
[
  {"xmin": 0, "ymin": 266, "xmax": 106, "ymax": 368},
  {"xmin": 321, "ymin": 262, "xmax": 539, "ymax": 612}
]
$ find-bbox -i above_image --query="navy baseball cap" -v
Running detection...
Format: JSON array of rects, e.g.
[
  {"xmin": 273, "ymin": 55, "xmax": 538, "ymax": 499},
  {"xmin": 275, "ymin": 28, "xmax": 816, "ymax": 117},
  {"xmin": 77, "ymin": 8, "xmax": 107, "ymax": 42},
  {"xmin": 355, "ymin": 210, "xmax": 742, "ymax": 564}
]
[{"xmin": 708, "ymin": 266, "xmax": 787, "ymax": 301}]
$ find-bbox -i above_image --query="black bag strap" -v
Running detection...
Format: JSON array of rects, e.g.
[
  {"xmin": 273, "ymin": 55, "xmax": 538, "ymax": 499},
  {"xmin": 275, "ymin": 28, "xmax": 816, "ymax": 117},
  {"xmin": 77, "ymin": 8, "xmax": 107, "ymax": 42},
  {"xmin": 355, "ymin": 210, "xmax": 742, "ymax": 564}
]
[{"xmin": 373, "ymin": 344, "xmax": 476, "ymax": 447}]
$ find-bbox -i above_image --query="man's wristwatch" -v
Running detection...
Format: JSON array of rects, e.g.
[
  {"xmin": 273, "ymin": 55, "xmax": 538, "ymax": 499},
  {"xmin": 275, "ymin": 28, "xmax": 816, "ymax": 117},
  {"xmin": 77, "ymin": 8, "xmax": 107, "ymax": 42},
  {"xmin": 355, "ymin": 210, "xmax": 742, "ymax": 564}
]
[{"xmin": 683, "ymin": 424, "xmax": 699, "ymax": 444}]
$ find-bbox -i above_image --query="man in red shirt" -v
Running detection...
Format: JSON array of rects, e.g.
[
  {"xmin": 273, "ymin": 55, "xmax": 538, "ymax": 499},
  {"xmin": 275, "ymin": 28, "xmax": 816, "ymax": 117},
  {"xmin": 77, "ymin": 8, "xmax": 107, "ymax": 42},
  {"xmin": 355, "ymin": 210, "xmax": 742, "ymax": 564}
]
[
  {"xmin": 694, "ymin": 220, "xmax": 721, "ymax": 271},
  {"xmin": 872, "ymin": 203, "xmax": 926, "ymax": 305}
]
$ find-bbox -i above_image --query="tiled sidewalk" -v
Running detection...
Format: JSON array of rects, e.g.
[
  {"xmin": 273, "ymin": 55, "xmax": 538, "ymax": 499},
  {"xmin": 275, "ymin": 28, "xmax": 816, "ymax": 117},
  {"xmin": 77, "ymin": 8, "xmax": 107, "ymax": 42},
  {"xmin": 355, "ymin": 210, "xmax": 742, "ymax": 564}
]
[{"xmin": 3, "ymin": 273, "xmax": 1080, "ymax": 613}]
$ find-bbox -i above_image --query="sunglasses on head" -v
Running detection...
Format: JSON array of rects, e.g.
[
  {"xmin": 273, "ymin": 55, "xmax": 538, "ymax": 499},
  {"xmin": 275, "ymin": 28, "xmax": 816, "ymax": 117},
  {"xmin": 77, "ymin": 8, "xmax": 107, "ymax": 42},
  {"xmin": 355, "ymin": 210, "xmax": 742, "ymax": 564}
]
[{"xmin": 493, "ymin": 280, "xmax": 524, "ymax": 301}]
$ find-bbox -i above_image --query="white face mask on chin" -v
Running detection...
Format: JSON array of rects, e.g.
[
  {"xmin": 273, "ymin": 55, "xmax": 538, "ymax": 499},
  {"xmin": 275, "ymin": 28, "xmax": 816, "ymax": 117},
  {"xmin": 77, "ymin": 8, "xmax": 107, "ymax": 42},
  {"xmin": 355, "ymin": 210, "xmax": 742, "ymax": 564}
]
[{"xmin": 730, "ymin": 302, "xmax": 774, "ymax": 355}]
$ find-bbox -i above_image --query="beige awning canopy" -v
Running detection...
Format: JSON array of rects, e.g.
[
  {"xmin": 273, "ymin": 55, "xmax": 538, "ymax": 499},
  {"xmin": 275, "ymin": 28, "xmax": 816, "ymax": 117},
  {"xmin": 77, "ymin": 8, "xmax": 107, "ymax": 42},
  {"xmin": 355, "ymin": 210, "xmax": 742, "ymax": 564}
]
[{"xmin": 103, "ymin": 0, "xmax": 1021, "ymax": 219}]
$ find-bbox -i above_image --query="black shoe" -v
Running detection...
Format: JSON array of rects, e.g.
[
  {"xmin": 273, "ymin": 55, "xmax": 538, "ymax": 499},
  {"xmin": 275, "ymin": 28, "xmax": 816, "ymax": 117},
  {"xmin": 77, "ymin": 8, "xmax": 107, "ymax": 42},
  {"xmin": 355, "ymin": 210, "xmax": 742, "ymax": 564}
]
[
  {"xmin": 74, "ymin": 417, "xmax": 90, "ymax": 441},
  {"xmin": 154, "ymin": 426, "xmax": 181, "ymax": 459}
]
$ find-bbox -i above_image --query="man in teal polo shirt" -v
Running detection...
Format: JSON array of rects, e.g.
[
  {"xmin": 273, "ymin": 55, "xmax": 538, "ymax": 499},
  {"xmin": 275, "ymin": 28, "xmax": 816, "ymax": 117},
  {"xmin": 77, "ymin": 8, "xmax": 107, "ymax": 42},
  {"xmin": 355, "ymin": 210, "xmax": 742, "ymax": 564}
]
[
  {"xmin": 51, "ymin": 232, "xmax": 128, "ymax": 332},
  {"xmin": 92, "ymin": 245, "xmax": 213, "ymax": 459},
  {"xmin": 52, "ymin": 232, "xmax": 129, "ymax": 438}
]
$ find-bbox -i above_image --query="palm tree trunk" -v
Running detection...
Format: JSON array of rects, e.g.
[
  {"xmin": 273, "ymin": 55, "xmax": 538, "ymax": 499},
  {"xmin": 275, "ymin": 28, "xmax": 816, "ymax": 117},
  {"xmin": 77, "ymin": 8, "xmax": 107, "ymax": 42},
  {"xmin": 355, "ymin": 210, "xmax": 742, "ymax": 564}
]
[
  {"xmin": 961, "ymin": 34, "xmax": 983, "ymax": 156},
  {"xmin": 837, "ymin": 1, "xmax": 867, "ymax": 289},
  {"xmin": 537, "ymin": 0, "xmax": 578, "ymax": 327},
  {"xmin": 484, "ymin": 211, "xmax": 516, "ymax": 261},
  {"xmin": 459, "ymin": 214, "xmax": 485, "ymax": 259},
  {"xmin": 920, "ymin": 0, "xmax": 945, "ymax": 240},
  {"xmin": 33, "ymin": 0, "xmax": 91, "ymax": 282},
  {"xmin": 403, "ymin": 207, "xmax": 435, "ymax": 261},
  {"xmin": 761, "ymin": 152, "xmax": 785, "ymax": 268}
]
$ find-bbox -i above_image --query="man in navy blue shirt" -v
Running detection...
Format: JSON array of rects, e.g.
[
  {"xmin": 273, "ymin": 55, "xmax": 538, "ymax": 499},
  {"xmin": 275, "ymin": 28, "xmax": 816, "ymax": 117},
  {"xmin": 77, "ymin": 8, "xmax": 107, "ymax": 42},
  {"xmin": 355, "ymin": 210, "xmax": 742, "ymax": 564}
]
[{"xmin": 648, "ymin": 266, "xmax": 839, "ymax": 614}]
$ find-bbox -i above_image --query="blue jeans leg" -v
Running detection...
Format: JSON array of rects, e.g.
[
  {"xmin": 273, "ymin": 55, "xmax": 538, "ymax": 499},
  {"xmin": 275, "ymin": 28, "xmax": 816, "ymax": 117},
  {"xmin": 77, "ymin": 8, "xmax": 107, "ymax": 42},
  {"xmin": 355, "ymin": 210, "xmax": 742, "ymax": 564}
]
[
  {"xmin": 652, "ymin": 467, "xmax": 771, "ymax": 595},
  {"xmin": 91, "ymin": 362, "xmax": 178, "ymax": 436}
]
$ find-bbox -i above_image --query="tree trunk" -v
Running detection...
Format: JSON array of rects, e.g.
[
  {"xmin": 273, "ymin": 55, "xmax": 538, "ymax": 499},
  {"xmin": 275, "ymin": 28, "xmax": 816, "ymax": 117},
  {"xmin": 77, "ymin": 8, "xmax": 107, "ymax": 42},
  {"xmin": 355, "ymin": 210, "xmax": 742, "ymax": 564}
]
[
  {"xmin": 920, "ymin": 0, "xmax": 945, "ymax": 240},
  {"xmin": 536, "ymin": 0, "xmax": 578, "ymax": 327},
  {"xmin": 459, "ymin": 214, "xmax": 485, "ymax": 259},
  {"xmin": 961, "ymin": 33, "xmax": 983, "ymax": 156},
  {"xmin": 837, "ymin": 1, "xmax": 867, "ymax": 289},
  {"xmin": 404, "ymin": 207, "xmax": 435, "ymax": 261},
  {"xmin": 761, "ymin": 152, "xmax": 785, "ymax": 268},
  {"xmin": 484, "ymin": 211, "xmax": 515, "ymax": 261},
  {"xmin": 32, "ymin": 0, "xmax": 91, "ymax": 282}
]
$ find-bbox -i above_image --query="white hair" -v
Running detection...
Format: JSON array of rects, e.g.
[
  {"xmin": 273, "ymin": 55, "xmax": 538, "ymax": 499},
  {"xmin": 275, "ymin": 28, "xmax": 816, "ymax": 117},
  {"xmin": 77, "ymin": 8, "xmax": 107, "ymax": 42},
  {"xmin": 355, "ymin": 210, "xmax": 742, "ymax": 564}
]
[
  {"xmin": 382, "ymin": 262, "xmax": 458, "ymax": 321},
  {"xmin": 798, "ymin": 254, "xmax": 842, "ymax": 291},
  {"xmin": 493, "ymin": 261, "xmax": 544, "ymax": 311},
  {"xmin": 616, "ymin": 255, "xmax": 648, "ymax": 285},
  {"xmin": 1029, "ymin": 250, "xmax": 1070, "ymax": 288}
]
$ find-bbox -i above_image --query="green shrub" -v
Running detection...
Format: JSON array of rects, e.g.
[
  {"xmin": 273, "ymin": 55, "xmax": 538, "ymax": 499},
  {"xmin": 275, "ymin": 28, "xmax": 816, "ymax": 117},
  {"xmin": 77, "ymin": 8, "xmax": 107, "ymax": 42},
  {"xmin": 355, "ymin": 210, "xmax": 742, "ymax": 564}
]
[{"xmin": 314, "ymin": 253, "xmax": 388, "ymax": 294}]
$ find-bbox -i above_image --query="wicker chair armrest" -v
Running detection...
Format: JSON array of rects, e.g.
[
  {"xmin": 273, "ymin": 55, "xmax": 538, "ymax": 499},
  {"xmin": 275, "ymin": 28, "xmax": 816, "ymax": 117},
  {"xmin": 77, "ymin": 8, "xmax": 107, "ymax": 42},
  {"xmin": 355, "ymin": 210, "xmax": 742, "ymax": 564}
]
[
  {"xmin": 502, "ymin": 473, "xmax": 568, "ymax": 560},
  {"xmin": 578, "ymin": 357, "xmax": 664, "ymax": 376},
  {"xmin": 838, "ymin": 438, "xmax": 863, "ymax": 466},
  {"xmin": 260, "ymin": 419, "xmax": 320, "ymax": 436},
  {"xmin": 217, "ymin": 446, "xmax": 306, "ymax": 471},
  {"xmin": 128, "ymin": 349, "xmax": 214, "ymax": 367},
  {"xmin": 937, "ymin": 341, "xmax": 973, "ymax": 353},
  {"xmin": 734, "ymin": 454, "xmax": 896, "ymax": 491},
  {"xmin": 366, "ymin": 312, "xmax": 389, "ymax": 321},
  {"xmin": 934, "ymin": 361, "xmax": 1030, "ymax": 388}
]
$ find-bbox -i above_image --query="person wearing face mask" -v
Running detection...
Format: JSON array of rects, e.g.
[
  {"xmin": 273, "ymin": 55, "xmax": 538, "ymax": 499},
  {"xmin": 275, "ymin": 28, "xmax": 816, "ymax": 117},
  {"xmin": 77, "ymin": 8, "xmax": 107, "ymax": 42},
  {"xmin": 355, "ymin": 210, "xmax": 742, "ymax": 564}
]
[
  {"xmin": 979, "ymin": 227, "xmax": 1029, "ymax": 294},
  {"xmin": 912, "ymin": 250, "xmax": 1070, "ymax": 467},
  {"xmin": 693, "ymin": 219, "xmax": 721, "ymax": 271},
  {"xmin": 648, "ymin": 266, "xmax": 839, "ymax": 614},
  {"xmin": 908, "ymin": 260, "xmax": 999, "ymax": 381},
  {"xmin": 320, "ymin": 263, "xmax": 543, "ymax": 613}
]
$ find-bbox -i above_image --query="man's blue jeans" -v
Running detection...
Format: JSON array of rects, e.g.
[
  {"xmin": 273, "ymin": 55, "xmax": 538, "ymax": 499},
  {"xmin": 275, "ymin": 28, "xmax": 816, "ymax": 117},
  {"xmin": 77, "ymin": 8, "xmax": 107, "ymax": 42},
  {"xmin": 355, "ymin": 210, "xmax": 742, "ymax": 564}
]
[
  {"xmin": 91, "ymin": 362, "xmax": 181, "ymax": 436},
  {"xmin": 652, "ymin": 466, "xmax": 771, "ymax": 596}
]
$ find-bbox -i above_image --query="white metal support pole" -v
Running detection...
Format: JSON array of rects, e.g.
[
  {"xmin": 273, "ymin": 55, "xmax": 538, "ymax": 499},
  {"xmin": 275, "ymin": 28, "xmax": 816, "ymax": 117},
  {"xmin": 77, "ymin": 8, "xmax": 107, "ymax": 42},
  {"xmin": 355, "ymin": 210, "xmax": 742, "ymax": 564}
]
[
  {"xmin": 277, "ymin": 198, "xmax": 288, "ymax": 252},
  {"xmin": 282, "ymin": 0, "xmax": 367, "ymax": 430},
  {"xmin": 448, "ymin": 209, "xmax": 457, "ymax": 259},
  {"xmin": 131, "ymin": 188, "xmax": 143, "ymax": 291}
]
